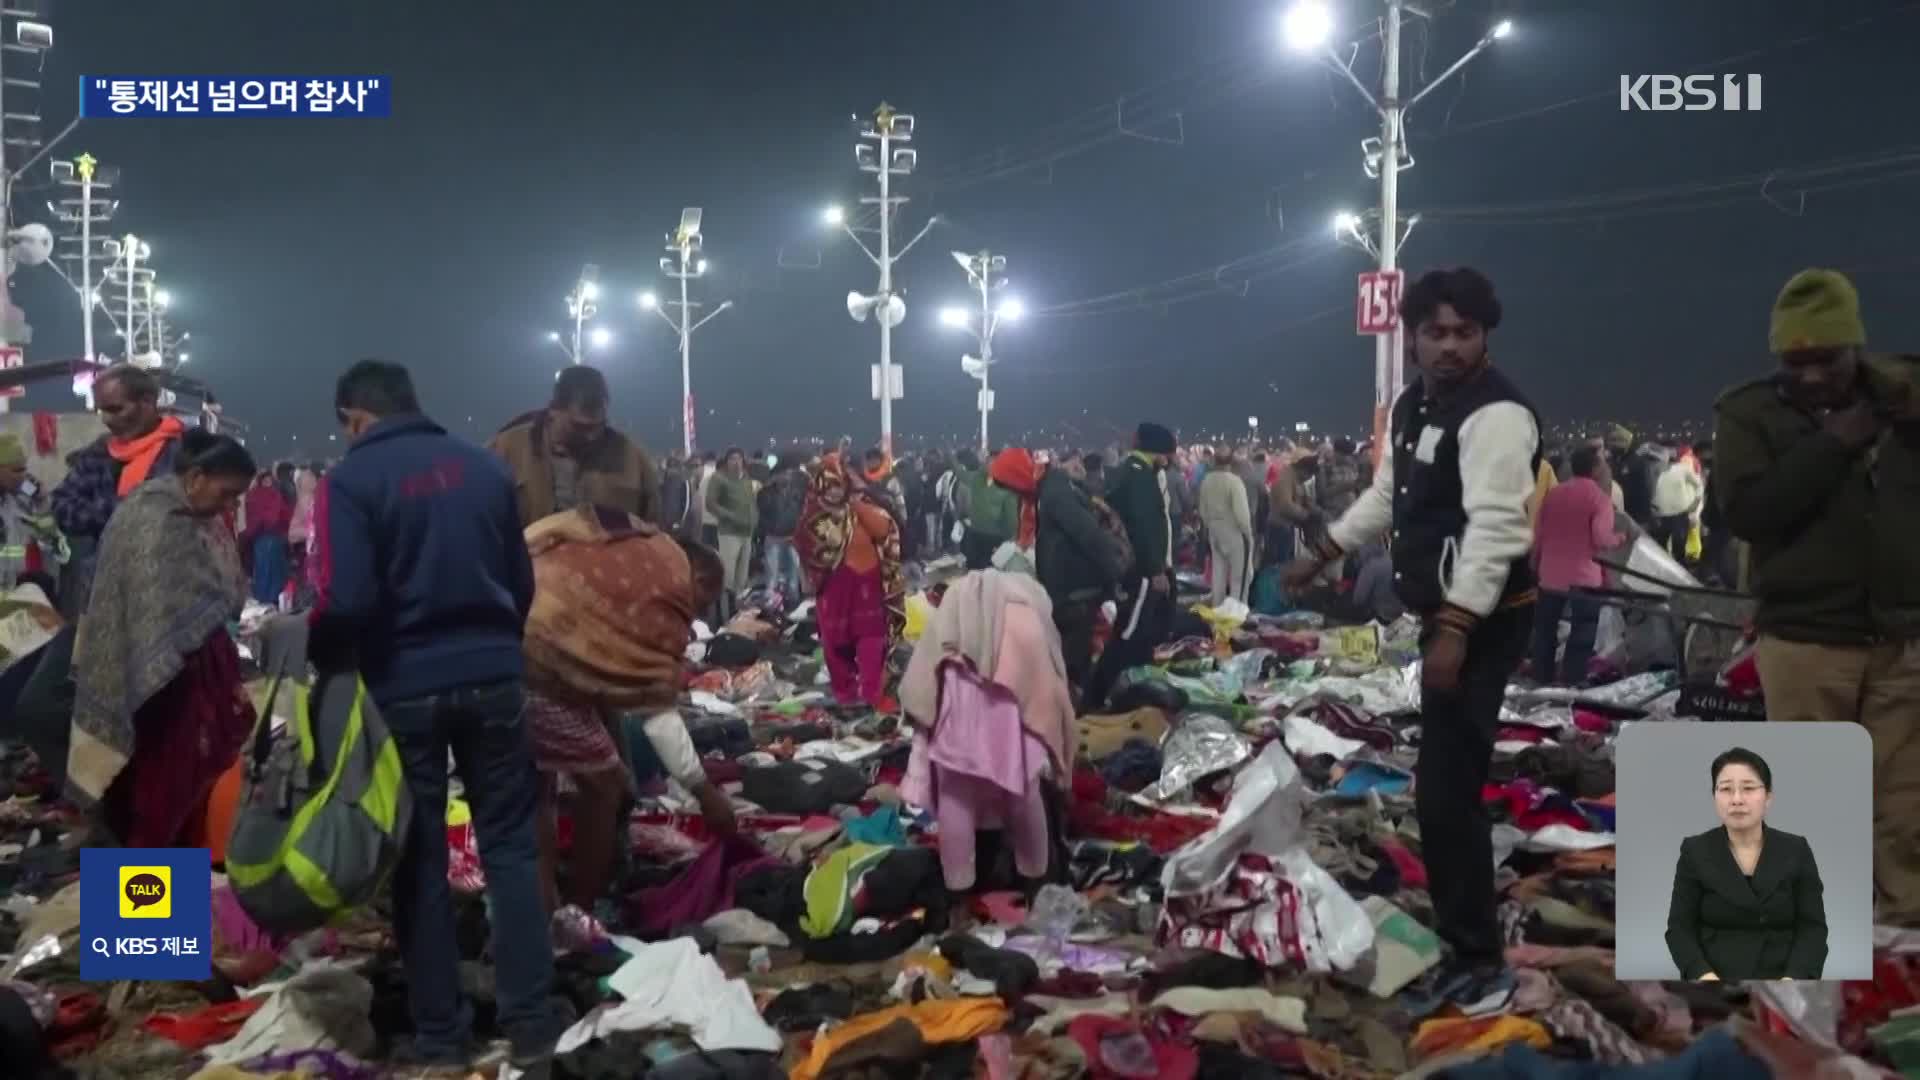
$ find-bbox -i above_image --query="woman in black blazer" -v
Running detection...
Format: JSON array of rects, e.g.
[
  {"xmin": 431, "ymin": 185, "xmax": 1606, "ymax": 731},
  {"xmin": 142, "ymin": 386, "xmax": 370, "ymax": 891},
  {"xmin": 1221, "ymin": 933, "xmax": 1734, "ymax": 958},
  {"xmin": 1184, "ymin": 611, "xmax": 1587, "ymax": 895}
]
[{"xmin": 1665, "ymin": 747, "xmax": 1827, "ymax": 981}]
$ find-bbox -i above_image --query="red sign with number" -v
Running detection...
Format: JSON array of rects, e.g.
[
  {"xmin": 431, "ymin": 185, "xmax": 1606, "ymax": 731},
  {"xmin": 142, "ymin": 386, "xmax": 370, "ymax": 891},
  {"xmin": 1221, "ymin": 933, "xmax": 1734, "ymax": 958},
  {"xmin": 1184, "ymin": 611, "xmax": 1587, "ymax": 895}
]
[{"xmin": 1356, "ymin": 270, "xmax": 1404, "ymax": 335}]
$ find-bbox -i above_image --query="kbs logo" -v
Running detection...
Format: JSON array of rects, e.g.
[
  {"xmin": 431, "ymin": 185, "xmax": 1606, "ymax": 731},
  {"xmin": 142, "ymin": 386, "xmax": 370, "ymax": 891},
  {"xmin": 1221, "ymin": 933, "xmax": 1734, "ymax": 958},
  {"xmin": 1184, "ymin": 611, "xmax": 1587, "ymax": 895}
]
[
  {"xmin": 1619, "ymin": 74, "xmax": 1762, "ymax": 112},
  {"xmin": 118, "ymin": 865, "xmax": 171, "ymax": 919}
]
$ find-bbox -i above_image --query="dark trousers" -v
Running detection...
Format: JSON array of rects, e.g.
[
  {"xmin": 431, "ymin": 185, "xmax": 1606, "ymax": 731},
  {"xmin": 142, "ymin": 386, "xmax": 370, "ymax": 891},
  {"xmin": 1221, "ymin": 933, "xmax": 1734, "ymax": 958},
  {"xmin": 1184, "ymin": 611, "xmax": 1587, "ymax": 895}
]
[
  {"xmin": 961, "ymin": 528, "xmax": 1000, "ymax": 571},
  {"xmin": 1531, "ymin": 590, "xmax": 1602, "ymax": 686},
  {"xmin": 385, "ymin": 680, "xmax": 556, "ymax": 1061},
  {"xmin": 1651, "ymin": 513, "xmax": 1692, "ymax": 561},
  {"xmin": 1415, "ymin": 604, "xmax": 1531, "ymax": 970},
  {"xmin": 1052, "ymin": 593, "xmax": 1101, "ymax": 710},
  {"xmin": 1087, "ymin": 577, "xmax": 1172, "ymax": 711}
]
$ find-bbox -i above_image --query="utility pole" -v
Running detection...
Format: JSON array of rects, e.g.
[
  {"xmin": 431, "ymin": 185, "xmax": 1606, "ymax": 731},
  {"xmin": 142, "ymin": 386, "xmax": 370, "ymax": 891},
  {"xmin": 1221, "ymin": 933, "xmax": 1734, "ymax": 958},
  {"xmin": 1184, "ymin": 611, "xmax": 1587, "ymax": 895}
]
[
  {"xmin": 100, "ymin": 233, "xmax": 154, "ymax": 365},
  {"xmin": 0, "ymin": 5, "xmax": 56, "ymax": 410},
  {"xmin": 563, "ymin": 263, "xmax": 600, "ymax": 364},
  {"xmin": 1286, "ymin": 2, "xmax": 1511, "ymax": 465},
  {"xmin": 641, "ymin": 208, "xmax": 733, "ymax": 457},
  {"xmin": 830, "ymin": 103, "xmax": 938, "ymax": 458},
  {"xmin": 50, "ymin": 154, "xmax": 119, "ymax": 375},
  {"xmin": 943, "ymin": 250, "xmax": 1019, "ymax": 455}
]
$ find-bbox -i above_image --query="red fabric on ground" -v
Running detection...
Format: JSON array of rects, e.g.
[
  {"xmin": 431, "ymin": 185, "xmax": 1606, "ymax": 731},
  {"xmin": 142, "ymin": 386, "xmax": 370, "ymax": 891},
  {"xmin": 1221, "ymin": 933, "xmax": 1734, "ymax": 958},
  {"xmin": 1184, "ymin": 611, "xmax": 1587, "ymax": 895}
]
[{"xmin": 141, "ymin": 998, "xmax": 264, "ymax": 1050}]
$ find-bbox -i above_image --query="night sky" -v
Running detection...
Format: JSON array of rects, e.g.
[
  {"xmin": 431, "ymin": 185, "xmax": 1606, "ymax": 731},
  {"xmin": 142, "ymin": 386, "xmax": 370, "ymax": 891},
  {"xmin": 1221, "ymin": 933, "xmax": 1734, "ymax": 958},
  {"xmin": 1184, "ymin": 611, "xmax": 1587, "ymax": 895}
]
[{"xmin": 14, "ymin": 0, "xmax": 1920, "ymax": 460}]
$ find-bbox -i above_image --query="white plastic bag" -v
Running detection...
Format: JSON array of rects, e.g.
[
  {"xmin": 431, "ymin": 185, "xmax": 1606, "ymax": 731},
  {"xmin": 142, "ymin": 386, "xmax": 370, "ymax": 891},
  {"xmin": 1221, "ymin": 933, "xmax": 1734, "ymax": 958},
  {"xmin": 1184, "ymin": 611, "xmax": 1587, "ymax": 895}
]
[{"xmin": 1159, "ymin": 743, "xmax": 1374, "ymax": 973}]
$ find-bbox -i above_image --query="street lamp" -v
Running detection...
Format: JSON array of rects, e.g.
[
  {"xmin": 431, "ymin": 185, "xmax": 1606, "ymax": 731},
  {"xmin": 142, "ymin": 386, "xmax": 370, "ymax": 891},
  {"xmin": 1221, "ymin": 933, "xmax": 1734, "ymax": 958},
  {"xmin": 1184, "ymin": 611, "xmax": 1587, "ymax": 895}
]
[
  {"xmin": 1282, "ymin": 0, "xmax": 1513, "ymax": 463},
  {"xmin": 563, "ymin": 263, "xmax": 600, "ymax": 364},
  {"xmin": 830, "ymin": 103, "xmax": 939, "ymax": 456},
  {"xmin": 823, "ymin": 205, "xmax": 846, "ymax": 227},
  {"xmin": 641, "ymin": 207, "xmax": 733, "ymax": 455},
  {"xmin": 1281, "ymin": 1, "xmax": 1333, "ymax": 50},
  {"xmin": 946, "ymin": 248, "xmax": 1013, "ymax": 453}
]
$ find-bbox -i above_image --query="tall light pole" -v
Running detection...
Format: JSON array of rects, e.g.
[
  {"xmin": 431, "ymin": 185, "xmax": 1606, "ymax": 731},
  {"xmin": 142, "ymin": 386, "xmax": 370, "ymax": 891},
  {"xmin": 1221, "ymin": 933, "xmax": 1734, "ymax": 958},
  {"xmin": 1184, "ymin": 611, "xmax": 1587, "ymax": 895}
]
[
  {"xmin": 0, "ymin": 11, "xmax": 55, "ymax": 364},
  {"xmin": 49, "ymin": 154, "xmax": 119, "ymax": 376},
  {"xmin": 100, "ymin": 233, "xmax": 153, "ymax": 365},
  {"xmin": 1285, "ymin": 2, "xmax": 1512, "ymax": 464},
  {"xmin": 830, "ymin": 103, "xmax": 939, "ymax": 457},
  {"xmin": 941, "ymin": 249, "xmax": 1019, "ymax": 454},
  {"xmin": 564, "ymin": 264, "xmax": 600, "ymax": 365},
  {"xmin": 640, "ymin": 208, "xmax": 733, "ymax": 456}
]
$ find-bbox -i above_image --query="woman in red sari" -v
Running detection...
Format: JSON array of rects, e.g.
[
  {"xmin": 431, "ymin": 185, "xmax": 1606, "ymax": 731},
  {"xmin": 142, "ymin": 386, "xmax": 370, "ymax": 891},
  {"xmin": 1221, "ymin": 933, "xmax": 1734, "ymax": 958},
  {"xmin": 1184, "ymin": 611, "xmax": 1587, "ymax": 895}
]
[
  {"xmin": 68, "ymin": 431, "xmax": 258, "ymax": 847},
  {"xmin": 795, "ymin": 451, "xmax": 906, "ymax": 712}
]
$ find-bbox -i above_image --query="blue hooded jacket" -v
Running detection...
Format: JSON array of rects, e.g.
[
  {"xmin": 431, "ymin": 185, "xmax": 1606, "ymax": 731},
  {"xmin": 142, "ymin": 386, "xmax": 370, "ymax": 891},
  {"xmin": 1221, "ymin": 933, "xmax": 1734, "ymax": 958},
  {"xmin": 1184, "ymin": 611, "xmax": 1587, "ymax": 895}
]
[{"xmin": 308, "ymin": 415, "xmax": 534, "ymax": 707}]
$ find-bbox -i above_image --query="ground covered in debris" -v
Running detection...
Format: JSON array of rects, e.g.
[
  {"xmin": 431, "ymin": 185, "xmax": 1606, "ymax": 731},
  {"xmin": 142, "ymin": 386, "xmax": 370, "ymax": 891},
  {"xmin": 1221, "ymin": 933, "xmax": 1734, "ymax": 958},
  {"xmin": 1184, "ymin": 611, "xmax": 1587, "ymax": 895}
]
[{"xmin": 3, "ymin": 563, "xmax": 1918, "ymax": 1079}]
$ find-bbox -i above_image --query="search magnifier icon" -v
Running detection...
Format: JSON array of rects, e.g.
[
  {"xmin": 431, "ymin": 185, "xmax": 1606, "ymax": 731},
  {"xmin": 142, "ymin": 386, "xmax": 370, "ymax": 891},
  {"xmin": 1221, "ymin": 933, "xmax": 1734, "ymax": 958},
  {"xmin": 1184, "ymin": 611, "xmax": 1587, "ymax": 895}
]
[{"xmin": 90, "ymin": 937, "xmax": 110, "ymax": 957}]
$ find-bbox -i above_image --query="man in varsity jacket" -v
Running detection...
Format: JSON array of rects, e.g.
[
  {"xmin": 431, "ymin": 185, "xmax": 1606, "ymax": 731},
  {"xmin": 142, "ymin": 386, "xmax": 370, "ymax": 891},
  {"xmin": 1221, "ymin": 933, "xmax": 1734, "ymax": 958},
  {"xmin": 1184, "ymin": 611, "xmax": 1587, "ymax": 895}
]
[{"xmin": 1285, "ymin": 266, "xmax": 1540, "ymax": 1017}]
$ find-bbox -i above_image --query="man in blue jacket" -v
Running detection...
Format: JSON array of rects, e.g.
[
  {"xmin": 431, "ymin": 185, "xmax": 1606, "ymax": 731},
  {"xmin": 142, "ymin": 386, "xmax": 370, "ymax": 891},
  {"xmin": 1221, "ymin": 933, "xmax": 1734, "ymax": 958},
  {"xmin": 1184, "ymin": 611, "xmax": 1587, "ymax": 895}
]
[{"xmin": 309, "ymin": 359, "xmax": 556, "ymax": 1073}]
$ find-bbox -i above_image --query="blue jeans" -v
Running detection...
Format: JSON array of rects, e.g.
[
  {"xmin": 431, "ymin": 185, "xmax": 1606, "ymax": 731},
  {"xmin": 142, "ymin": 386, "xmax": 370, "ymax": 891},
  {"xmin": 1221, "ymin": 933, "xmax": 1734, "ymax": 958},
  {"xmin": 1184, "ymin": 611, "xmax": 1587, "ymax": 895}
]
[
  {"xmin": 384, "ymin": 680, "xmax": 556, "ymax": 1061},
  {"xmin": 1532, "ymin": 590, "xmax": 1601, "ymax": 686},
  {"xmin": 764, "ymin": 536, "xmax": 802, "ymax": 597}
]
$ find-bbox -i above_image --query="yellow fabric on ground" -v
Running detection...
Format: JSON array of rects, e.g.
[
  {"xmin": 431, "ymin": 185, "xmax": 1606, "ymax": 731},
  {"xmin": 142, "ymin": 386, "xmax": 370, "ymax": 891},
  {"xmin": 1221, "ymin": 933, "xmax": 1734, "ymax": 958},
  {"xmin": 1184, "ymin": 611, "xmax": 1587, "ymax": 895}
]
[{"xmin": 790, "ymin": 998, "xmax": 1009, "ymax": 1080}]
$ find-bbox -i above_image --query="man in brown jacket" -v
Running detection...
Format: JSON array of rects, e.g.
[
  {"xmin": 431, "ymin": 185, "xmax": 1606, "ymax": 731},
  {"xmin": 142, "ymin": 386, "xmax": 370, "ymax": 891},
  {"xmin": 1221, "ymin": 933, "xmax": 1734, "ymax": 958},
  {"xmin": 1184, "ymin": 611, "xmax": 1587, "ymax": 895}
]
[{"xmin": 490, "ymin": 365, "xmax": 662, "ymax": 527}]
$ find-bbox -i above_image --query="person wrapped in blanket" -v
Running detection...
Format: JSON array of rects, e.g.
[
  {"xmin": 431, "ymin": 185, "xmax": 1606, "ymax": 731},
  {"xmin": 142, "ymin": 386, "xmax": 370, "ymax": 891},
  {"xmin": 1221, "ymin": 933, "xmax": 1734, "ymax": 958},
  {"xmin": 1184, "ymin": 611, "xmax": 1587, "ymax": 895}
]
[
  {"xmin": 520, "ymin": 504, "xmax": 739, "ymax": 950},
  {"xmin": 66, "ymin": 430, "xmax": 258, "ymax": 847},
  {"xmin": 796, "ymin": 450, "xmax": 907, "ymax": 712}
]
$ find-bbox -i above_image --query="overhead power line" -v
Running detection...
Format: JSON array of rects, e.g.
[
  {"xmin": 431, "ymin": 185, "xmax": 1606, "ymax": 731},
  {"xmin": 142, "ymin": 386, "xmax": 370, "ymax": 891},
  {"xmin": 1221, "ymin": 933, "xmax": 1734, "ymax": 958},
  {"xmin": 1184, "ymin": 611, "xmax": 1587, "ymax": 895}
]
[{"xmin": 1031, "ymin": 143, "xmax": 1920, "ymax": 320}]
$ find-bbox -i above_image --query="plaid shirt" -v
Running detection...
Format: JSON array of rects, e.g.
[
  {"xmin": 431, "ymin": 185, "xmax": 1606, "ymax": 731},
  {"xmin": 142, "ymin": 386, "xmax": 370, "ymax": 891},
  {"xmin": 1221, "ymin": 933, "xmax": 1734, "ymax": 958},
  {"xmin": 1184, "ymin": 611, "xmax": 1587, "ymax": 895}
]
[{"xmin": 51, "ymin": 443, "xmax": 120, "ymax": 540}]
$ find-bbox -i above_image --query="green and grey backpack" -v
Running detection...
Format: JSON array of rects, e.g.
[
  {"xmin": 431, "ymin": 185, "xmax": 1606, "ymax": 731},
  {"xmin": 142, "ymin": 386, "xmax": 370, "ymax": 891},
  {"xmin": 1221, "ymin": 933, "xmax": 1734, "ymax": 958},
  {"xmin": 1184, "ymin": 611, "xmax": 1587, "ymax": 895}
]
[{"xmin": 226, "ymin": 621, "xmax": 411, "ymax": 934}]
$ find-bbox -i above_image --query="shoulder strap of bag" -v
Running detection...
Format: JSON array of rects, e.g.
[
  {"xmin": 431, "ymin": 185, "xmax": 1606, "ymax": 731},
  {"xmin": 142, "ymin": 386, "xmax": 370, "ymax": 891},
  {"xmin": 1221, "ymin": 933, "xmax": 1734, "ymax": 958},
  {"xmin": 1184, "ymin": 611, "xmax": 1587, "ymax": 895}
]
[{"xmin": 249, "ymin": 673, "xmax": 285, "ymax": 769}]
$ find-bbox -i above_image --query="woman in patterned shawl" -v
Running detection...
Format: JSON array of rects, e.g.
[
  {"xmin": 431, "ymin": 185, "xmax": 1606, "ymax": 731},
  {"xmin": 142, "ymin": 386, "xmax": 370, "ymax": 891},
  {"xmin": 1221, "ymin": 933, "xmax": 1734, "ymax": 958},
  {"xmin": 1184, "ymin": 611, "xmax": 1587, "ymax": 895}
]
[
  {"xmin": 794, "ymin": 451, "xmax": 905, "ymax": 711},
  {"xmin": 519, "ymin": 505, "xmax": 736, "ymax": 948},
  {"xmin": 68, "ymin": 431, "xmax": 257, "ymax": 848}
]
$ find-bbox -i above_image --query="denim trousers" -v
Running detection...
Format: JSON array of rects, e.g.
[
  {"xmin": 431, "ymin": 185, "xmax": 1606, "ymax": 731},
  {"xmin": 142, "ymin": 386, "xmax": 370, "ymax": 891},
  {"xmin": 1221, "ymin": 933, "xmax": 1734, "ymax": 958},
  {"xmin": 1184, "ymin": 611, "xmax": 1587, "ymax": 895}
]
[
  {"xmin": 384, "ymin": 679, "xmax": 557, "ymax": 1061},
  {"xmin": 763, "ymin": 536, "xmax": 803, "ymax": 598}
]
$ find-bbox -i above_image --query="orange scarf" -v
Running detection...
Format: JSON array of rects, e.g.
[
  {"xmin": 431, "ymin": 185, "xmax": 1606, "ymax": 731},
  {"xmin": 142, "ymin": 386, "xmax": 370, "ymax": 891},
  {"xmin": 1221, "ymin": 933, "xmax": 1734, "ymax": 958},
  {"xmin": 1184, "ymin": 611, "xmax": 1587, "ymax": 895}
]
[{"xmin": 107, "ymin": 416, "xmax": 185, "ymax": 497}]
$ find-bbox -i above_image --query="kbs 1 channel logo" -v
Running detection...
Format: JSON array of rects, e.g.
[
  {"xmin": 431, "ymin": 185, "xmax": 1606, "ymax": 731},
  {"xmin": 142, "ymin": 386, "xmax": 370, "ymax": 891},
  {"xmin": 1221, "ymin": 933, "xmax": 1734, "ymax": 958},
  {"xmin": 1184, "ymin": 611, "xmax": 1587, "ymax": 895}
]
[{"xmin": 1619, "ymin": 74, "xmax": 1762, "ymax": 112}]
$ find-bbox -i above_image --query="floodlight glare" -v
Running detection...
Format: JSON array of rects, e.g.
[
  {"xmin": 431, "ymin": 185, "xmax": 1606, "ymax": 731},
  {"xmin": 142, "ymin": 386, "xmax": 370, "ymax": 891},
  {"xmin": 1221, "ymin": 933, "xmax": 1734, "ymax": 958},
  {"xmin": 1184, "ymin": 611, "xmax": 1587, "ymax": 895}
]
[
  {"xmin": 939, "ymin": 307, "xmax": 969, "ymax": 329},
  {"xmin": 823, "ymin": 205, "xmax": 846, "ymax": 227},
  {"xmin": 588, "ymin": 326, "xmax": 612, "ymax": 349},
  {"xmin": 1282, "ymin": 2, "xmax": 1334, "ymax": 51},
  {"xmin": 997, "ymin": 297, "xmax": 1025, "ymax": 322},
  {"xmin": 580, "ymin": 281, "xmax": 600, "ymax": 301},
  {"xmin": 1332, "ymin": 210, "xmax": 1361, "ymax": 234},
  {"xmin": 639, "ymin": 292, "xmax": 659, "ymax": 310},
  {"xmin": 1491, "ymin": 19, "xmax": 1513, "ymax": 38}
]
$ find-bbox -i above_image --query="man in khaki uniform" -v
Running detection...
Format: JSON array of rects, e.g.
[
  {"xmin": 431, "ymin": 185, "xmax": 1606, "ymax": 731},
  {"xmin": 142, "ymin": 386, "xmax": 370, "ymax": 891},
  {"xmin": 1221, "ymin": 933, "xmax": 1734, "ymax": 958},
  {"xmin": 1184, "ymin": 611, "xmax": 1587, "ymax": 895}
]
[
  {"xmin": 490, "ymin": 365, "xmax": 661, "ymax": 527},
  {"xmin": 1712, "ymin": 267, "xmax": 1920, "ymax": 923}
]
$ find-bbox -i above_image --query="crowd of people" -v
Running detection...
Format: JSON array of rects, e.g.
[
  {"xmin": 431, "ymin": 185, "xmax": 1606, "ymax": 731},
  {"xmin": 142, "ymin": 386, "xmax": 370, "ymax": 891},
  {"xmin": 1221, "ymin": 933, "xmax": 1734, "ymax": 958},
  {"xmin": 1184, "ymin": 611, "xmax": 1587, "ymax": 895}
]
[{"xmin": 0, "ymin": 261, "xmax": 1915, "ymax": 1076}]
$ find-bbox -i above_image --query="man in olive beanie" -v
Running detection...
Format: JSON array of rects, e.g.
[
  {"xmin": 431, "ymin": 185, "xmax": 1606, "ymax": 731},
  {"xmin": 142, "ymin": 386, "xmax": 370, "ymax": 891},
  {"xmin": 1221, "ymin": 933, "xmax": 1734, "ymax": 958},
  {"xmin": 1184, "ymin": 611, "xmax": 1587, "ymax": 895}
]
[
  {"xmin": 0, "ymin": 432, "xmax": 65, "ymax": 592},
  {"xmin": 1713, "ymin": 267, "xmax": 1920, "ymax": 924}
]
